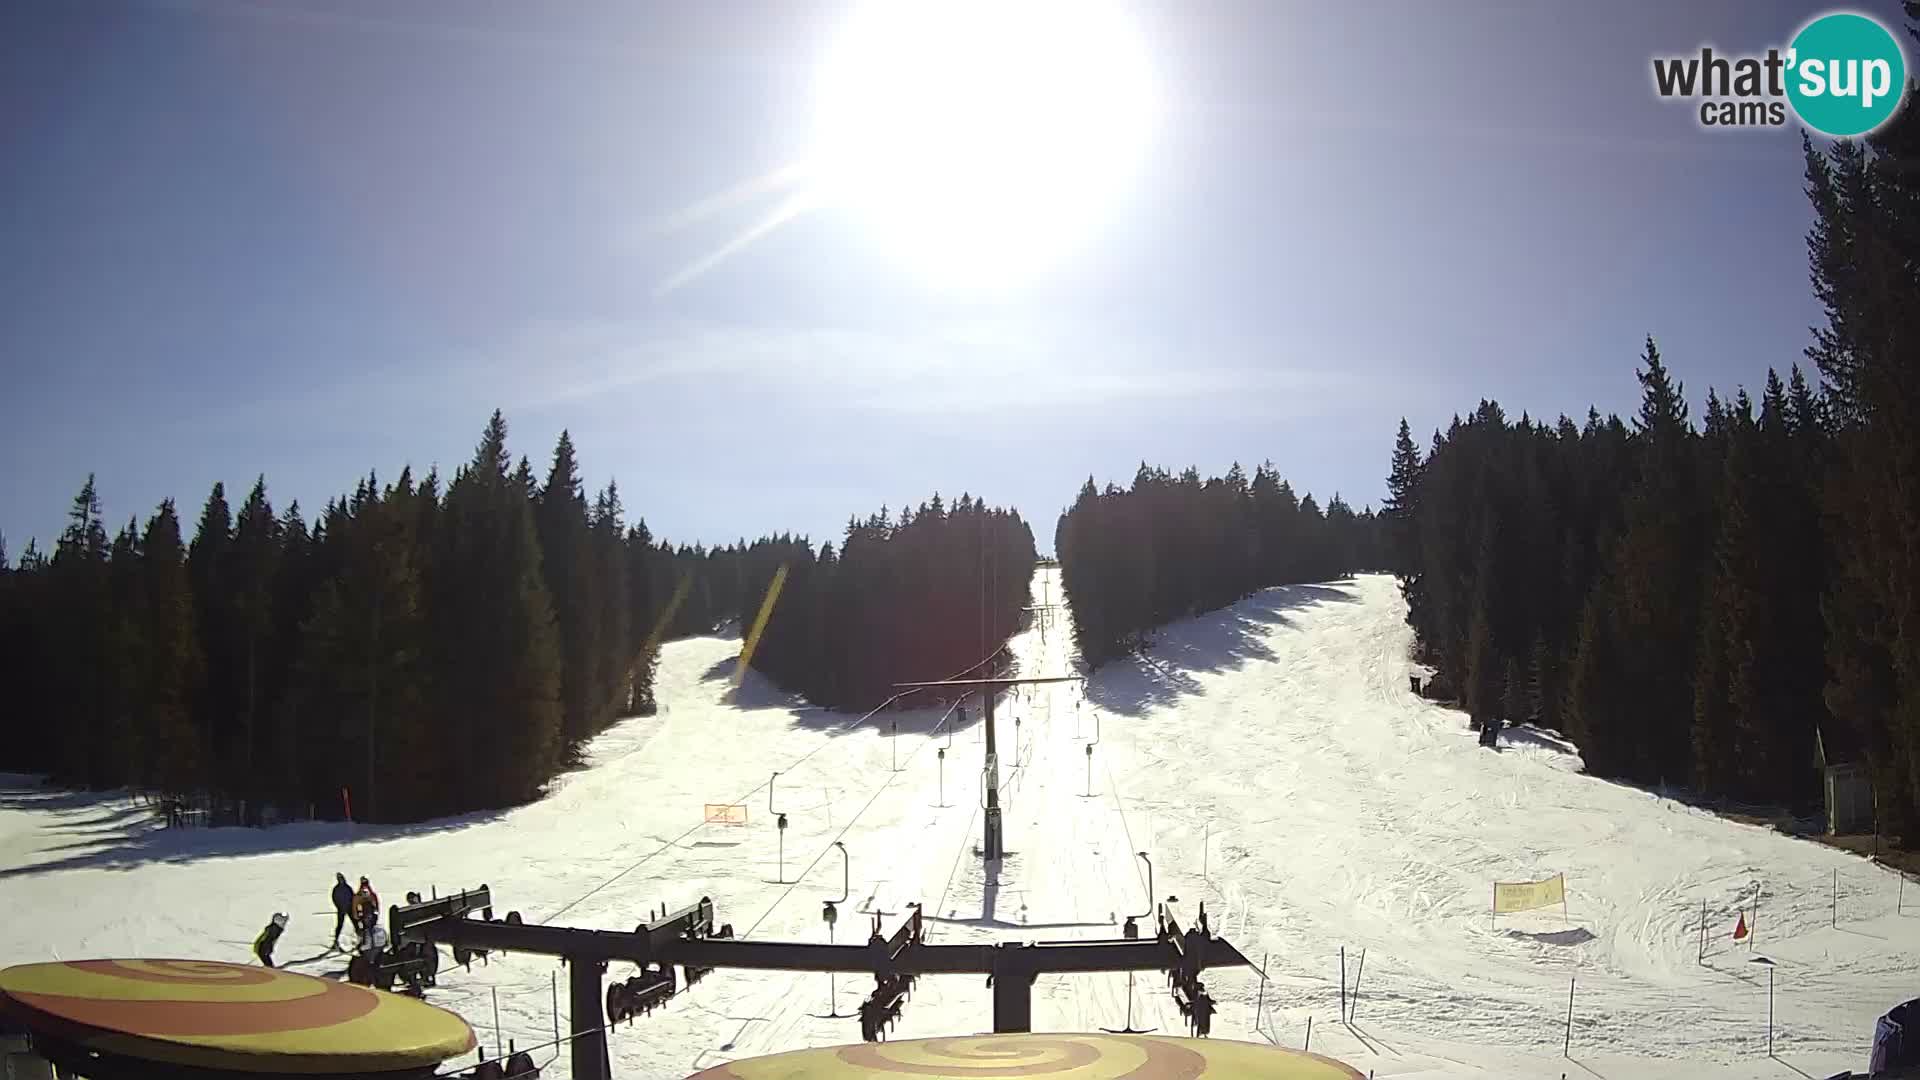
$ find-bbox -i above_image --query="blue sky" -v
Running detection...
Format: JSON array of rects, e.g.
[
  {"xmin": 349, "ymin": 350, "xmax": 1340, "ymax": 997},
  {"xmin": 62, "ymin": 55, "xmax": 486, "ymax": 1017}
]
[{"xmin": 1, "ymin": 0, "xmax": 1887, "ymax": 556}]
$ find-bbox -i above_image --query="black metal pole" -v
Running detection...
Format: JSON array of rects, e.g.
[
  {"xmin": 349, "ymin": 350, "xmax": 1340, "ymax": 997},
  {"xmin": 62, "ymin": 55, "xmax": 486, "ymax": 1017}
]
[
  {"xmin": 983, "ymin": 690, "xmax": 1003, "ymax": 860},
  {"xmin": 1350, "ymin": 948, "xmax": 1366, "ymax": 1020},
  {"xmin": 569, "ymin": 957, "xmax": 609, "ymax": 1080},
  {"xmin": 990, "ymin": 946, "xmax": 1035, "ymax": 1032},
  {"xmin": 1564, "ymin": 976, "xmax": 1574, "ymax": 1057}
]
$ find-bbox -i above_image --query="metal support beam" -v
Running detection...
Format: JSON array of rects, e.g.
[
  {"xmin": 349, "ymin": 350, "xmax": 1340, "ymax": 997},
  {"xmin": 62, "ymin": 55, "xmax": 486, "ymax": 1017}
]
[
  {"xmin": 893, "ymin": 675, "xmax": 1080, "ymax": 864},
  {"xmin": 410, "ymin": 912, "xmax": 1248, "ymax": 981},
  {"xmin": 983, "ymin": 685, "xmax": 1003, "ymax": 861},
  {"xmin": 991, "ymin": 946, "xmax": 1038, "ymax": 1033},
  {"xmin": 569, "ymin": 956, "xmax": 611, "ymax": 1080},
  {"xmin": 392, "ymin": 887, "xmax": 1253, "ymax": 1053},
  {"xmin": 891, "ymin": 677, "xmax": 1082, "ymax": 689}
]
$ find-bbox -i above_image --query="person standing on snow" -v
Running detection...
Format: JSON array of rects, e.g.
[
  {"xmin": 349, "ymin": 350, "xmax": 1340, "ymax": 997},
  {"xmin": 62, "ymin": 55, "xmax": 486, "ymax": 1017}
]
[
  {"xmin": 351, "ymin": 877, "xmax": 380, "ymax": 936},
  {"xmin": 359, "ymin": 920, "xmax": 388, "ymax": 961},
  {"xmin": 253, "ymin": 913, "xmax": 288, "ymax": 968},
  {"xmin": 330, "ymin": 873, "xmax": 354, "ymax": 949}
]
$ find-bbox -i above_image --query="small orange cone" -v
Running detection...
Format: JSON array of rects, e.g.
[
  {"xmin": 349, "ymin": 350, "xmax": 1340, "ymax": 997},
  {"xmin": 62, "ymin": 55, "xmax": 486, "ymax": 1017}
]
[{"xmin": 1733, "ymin": 911, "xmax": 1749, "ymax": 941}]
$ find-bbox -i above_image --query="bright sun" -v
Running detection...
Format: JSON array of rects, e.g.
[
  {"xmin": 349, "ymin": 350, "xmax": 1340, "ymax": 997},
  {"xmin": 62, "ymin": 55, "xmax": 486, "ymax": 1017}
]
[{"xmin": 811, "ymin": 0, "xmax": 1160, "ymax": 290}]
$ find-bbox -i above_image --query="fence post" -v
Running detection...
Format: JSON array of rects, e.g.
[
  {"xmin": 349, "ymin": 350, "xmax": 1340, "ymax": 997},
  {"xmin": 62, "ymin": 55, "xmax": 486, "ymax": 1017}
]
[
  {"xmin": 1339, "ymin": 947, "xmax": 1346, "ymax": 1021},
  {"xmin": 1350, "ymin": 949, "xmax": 1366, "ymax": 1021},
  {"xmin": 1767, "ymin": 963, "xmax": 1774, "ymax": 1056},
  {"xmin": 1304, "ymin": 1015, "xmax": 1312, "ymax": 1053},
  {"xmin": 1253, "ymin": 952, "xmax": 1267, "ymax": 1034},
  {"xmin": 1564, "ymin": 976, "xmax": 1575, "ymax": 1057}
]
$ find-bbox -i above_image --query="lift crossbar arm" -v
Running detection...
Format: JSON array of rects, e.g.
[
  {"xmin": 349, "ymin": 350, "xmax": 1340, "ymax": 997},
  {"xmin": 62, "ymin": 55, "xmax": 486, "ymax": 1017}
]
[
  {"xmin": 892, "ymin": 676, "xmax": 1082, "ymax": 688},
  {"xmin": 412, "ymin": 918, "xmax": 1249, "ymax": 979},
  {"xmin": 395, "ymin": 885, "xmax": 1256, "ymax": 1080}
]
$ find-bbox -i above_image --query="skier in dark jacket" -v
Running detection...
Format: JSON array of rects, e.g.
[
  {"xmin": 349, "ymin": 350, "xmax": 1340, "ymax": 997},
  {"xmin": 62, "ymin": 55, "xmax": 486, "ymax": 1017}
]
[
  {"xmin": 330, "ymin": 873, "xmax": 354, "ymax": 949},
  {"xmin": 253, "ymin": 913, "xmax": 288, "ymax": 968}
]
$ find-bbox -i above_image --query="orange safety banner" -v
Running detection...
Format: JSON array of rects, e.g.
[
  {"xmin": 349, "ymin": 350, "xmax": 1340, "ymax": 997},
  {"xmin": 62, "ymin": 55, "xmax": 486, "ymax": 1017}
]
[{"xmin": 704, "ymin": 804, "xmax": 749, "ymax": 825}]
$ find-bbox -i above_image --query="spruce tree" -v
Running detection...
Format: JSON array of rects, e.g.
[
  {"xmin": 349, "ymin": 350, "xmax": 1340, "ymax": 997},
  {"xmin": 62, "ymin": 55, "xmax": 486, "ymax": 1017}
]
[
  {"xmin": 51, "ymin": 476, "xmax": 110, "ymax": 786},
  {"xmin": 230, "ymin": 477, "xmax": 280, "ymax": 799},
  {"xmin": 1384, "ymin": 418, "xmax": 1422, "ymax": 576},
  {"xmin": 188, "ymin": 482, "xmax": 235, "ymax": 795},
  {"xmin": 101, "ymin": 518, "xmax": 147, "ymax": 787},
  {"xmin": 294, "ymin": 487, "xmax": 428, "ymax": 822},
  {"xmin": 1804, "ymin": 108, "xmax": 1920, "ymax": 831},
  {"xmin": 1569, "ymin": 339, "xmax": 1707, "ymax": 784},
  {"xmin": 590, "ymin": 482, "xmax": 632, "ymax": 723},
  {"xmin": 142, "ymin": 500, "xmax": 205, "ymax": 795},
  {"xmin": 438, "ymin": 412, "xmax": 563, "ymax": 807},
  {"xmin": 535, "ymin": 430, "xmax": 597, "ymax": 754}
]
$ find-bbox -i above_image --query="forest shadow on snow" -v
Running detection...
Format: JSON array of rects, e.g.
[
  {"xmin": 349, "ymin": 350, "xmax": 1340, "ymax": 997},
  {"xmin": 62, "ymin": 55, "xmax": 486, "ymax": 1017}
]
[
  {"xmin": 699, "ymin": 651, "xmax": 989, "ymax": 740},
  {"xmin": 0, "ymin": 778, "xmax": 505, "ymax": 879},
  {"xmin": 1089, "ymin": 581, "xmax": 1359, "ymax": 717}
]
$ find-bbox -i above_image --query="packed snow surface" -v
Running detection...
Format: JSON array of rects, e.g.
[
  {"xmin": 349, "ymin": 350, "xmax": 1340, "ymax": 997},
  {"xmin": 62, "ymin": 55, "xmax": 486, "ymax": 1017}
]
[{"xmin": 2, "ymin": 571, "xmax": 1913, "ymax": 1078}]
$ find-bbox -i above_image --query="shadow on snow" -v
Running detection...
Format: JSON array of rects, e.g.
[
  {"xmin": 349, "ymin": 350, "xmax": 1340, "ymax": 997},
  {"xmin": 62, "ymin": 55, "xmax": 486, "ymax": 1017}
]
[
  {"xmin": 0, "ymin": 778, "xmax": 504, "ymax": 880},
  {"xmin": 1088, "ymin": 581, "xmax": 1360, "ymax": 717},
  {"xmin": 697, "ymin": 644, "xmax": 996, "ymax": 739}
]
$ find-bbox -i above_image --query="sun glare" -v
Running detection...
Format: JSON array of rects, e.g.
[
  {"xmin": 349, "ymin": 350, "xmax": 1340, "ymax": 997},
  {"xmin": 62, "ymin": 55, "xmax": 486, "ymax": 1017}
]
[{"xmin": 811, "ymin": 0, "xmax": 1160, "ymax": 290}]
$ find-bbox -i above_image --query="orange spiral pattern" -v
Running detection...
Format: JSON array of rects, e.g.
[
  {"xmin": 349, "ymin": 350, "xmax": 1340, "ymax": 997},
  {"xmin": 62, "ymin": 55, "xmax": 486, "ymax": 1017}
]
[
  {"xmin": 0, "ymin": 960, "xmax": 474, "ymax": 1074},
  {"xmin": 688, "ymin": 1032, "xmax": 1363, "ymax": 1079},
  {"xmin": 71, "ymin": 959, "xmax": 281, "ymax": 987}
]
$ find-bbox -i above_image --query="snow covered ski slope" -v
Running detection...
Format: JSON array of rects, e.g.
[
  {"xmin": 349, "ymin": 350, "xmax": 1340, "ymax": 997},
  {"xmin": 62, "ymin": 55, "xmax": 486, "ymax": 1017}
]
[{"xmin": 1, "ymin": 570, "xmax": 1914, "ymax": 1078}]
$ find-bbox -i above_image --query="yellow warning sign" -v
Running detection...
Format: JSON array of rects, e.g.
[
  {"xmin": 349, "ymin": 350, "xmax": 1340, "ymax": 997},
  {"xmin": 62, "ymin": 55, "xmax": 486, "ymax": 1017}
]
[
  {"xmin": 1493, "ymin": 874, "xmax": 1566, "ymax": 914},
  {"xmin": 704, "ymin": 804, "xmax": 748, "ymax": 825}
]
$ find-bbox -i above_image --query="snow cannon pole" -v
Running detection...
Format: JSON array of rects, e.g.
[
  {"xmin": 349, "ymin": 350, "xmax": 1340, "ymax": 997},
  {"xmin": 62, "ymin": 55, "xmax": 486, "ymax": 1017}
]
[
  {"xmin": 1304, "ymin": 1015, "xmax": 1312, "ymax": 1053},
  {"xmin": 492, "ymin": 986, "xmax": 503, "ymax": 1060},
  {"xmin": 1253, "ymin": 952, "xmax": 1267, "ymax": 1033},
  {"xmin": 1350, "ymin": 949, "xmax": 1366, "ymax": 1021},
  {"xmin": 1564, "ymin": 976, "xmax": 1574, "ymax": 1057}
]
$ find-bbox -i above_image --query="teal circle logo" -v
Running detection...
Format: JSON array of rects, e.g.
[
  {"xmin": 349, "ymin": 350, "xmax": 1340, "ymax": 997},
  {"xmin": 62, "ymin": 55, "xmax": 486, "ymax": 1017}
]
[{"xmin": 1787, "ymin": 13, "xmax": 1907, "ymax": 137}]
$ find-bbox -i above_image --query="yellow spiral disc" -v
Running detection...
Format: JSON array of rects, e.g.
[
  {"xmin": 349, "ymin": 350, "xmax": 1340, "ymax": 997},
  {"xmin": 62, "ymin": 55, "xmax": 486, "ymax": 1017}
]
[
  {"xmin": 687, "ymin": 1032, "xmax": 1363, "ymax": 1079},
  {"xmin": 0, "ymin": 959, "xmax": 475, "ymax": 1074}
]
